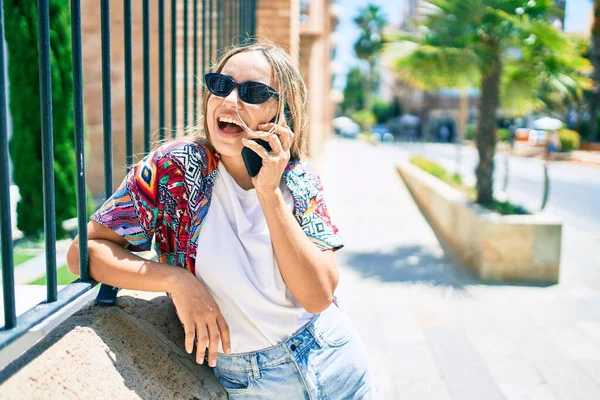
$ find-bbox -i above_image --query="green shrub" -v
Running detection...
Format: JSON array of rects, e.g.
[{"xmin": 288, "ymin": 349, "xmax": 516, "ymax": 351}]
[
  {"xmin": 410, "ymin": 155, "xmax": 529, "ymax": 215},
  {"xmin": 558, "ymin": 129, "xmax": 580, "ymax": 152},
  {"xmin": 496, "ymin": 128, "xmax": 511, "ymax": 142},
  {"xmin": 410, "ymin": 155, "xmax": 462, "ymax": 187},
  {"xmin": 371, "ymin": 98, "xmax": 392, "ymax": 124},
  {"xmin": 489, "ymin": 200, "xmax": 528, "ymax": 215},
  {"xmin": 465, "ymin": 123, "xmax": 476, "ymax": 140},
  {"xmin": 352, "ymin": 109, "xmax": 377, "ymax": 130},
  {"xmin": 5, "ymin": 0, "xmax": 88, "ymax": 238}
]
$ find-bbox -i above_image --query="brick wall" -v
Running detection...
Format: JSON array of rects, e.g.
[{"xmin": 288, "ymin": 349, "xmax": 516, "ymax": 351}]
[
  {"xmin": 81, "ymin": 0, "xmax": 332, "ymax": 200},
  {"xmin": 82, "ymin": 0, "xmax": 221, "ymax": 200}
]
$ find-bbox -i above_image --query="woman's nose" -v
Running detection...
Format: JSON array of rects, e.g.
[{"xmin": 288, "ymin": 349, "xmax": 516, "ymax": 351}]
[{"xmin": 223, "ymin": 88, "xmax": 241, "ymax": 109}]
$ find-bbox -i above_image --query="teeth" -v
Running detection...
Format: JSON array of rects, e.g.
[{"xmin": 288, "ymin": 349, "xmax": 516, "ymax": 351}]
[{"xmin": 218, "ymin": 116, "xmax": 242, "ymax": 127}]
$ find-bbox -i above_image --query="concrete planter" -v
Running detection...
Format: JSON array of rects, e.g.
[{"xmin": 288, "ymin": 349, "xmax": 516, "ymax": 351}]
[{"xmin": 397, "ymin": 162, "xmax": 562, "ymax": 283}]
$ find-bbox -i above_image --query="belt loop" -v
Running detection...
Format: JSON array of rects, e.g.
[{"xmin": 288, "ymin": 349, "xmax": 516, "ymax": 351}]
[
  {"xmin": 307, "ymin": 323, "xmax": 325, "ymax": 348},
  {"xmin": 251, "ymin": 355, "xmax": 260, "ymax": 379}
]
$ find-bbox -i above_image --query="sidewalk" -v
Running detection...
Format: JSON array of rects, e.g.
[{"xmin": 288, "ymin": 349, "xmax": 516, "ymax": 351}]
[{"xmin": 321, "ymin": 138, "xmax": 600, "ymax": 400}]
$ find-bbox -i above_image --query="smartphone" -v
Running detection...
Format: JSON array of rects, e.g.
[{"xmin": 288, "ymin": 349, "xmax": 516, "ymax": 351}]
[{"xmin": 241, "ymin": 105, "xmax": 293, "ymax": 177}]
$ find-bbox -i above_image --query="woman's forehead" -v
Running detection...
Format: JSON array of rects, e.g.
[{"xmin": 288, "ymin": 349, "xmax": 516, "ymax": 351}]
[{"xmin": 220, "ymin": 51, "xmax": 274, "ymax": 85}]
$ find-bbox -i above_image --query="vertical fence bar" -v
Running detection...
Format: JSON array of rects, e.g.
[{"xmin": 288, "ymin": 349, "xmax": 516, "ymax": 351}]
[
  {"xmin": 124, "ymin": 0, "xmax": 133, "ymax": 169},
  {"xmin": 159, "ymin": 0, "xmax": 165, "ymax": 138},
  {"xmin": 171, "ymin": 0, "xmax": 177, "ymax": 134},
  {"xmin": 143, "ymin": 0, "xmax": 151, "ymax": 153},
  {"xmin": 37, "ymin": 0, "xmax": 57, "ymax": 302},
  {"xmin": 202, "ymin": 0, "xmax": 207, "ymax": 78},
  {"xmin": 229, "ymin": 0, "xmax": 233, "ymax": 46},
  {"xmin": 101, "ymin": 0, "xmax": 113, "ymax": 199},
  {"xmin": 209, "ymin": 0, "xmax": 213, "ymax": 65},
  {"xmin": 69, "ymin": 0, "xmax": 89, "ymax": 282},
  {"xmin": 250, "ymin": 0, "xmax": 256, "ymax": 40},
  {"xmin": 224, "ymin": 0, "xmax": 229, "ymax": 48},
  {"xmin": 0, "ymin": 0, "xmax": 16, "ymax": 329},
  {"xmin": 217, "ymin": 0, "xmax": 222, "ymax": 56},
  {"xmin": 183, "ymin": 0, "xmax": 188, "ymax": 129},
  {"xmin": 241, "ymin": 0, "xmax": 246, "ymax": 40},
  {"xmin": 234, "ymin": 0, "xmax": 239, "ymax": 44},
  {"xmin": 193, "ymin": 0, "xmax": 199, "ymax": 125}
]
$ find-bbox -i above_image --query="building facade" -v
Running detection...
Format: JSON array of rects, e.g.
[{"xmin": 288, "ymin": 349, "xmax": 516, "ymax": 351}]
[{"xmin": 79, "ymin": 0, "xmax": 337, "ymax": 200}]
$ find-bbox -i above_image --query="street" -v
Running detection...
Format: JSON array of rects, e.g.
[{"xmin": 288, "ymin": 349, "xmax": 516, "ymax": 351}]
[
  {"xmin": 321, "ymin": 137, "xmax": 600, "ymax": 399},
  {"xmin": 390, "ymin": 141, "xmax": 600, "ymax": 291}
]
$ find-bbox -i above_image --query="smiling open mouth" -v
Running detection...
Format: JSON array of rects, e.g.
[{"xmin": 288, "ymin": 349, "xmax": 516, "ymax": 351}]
[{"xmin": 217, "ymin": 116, "xmax": 244, "ymax": 134}]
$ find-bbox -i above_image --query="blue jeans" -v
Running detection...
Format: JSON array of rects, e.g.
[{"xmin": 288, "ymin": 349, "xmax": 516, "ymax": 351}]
[{"xmin": 213, "ymin": 304, "xmax": 380, "ymax": 399}]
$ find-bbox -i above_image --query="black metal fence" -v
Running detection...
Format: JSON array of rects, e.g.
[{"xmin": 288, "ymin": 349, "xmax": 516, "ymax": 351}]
[{"xmin": 0, "ymin": 0, "xmax": 256, "ymax": 359}]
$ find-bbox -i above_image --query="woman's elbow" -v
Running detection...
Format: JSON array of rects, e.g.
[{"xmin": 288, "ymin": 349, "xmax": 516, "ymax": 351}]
[
  {"xmin": 303, "ymin": 293, "xmax": 335, "ymax": 315},
  {"xmin": 66, "ymin": 238, "xmax": 81, "ymax": 276}
]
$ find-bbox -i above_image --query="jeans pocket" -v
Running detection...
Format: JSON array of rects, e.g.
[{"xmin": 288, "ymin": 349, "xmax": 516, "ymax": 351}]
[
  {"xmin": 214, "ymin": 368, "xmax": 254, "ymax": 395},
  {"xmin": 313, "ymin": 306, "xmax": 354, "ymax": 347}
]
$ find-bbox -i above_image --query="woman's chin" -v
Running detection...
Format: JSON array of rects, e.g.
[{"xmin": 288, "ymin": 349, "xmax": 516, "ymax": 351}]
[{"xmin": 212, "ymin": 138, "xmax": 244, "ymax": 158}]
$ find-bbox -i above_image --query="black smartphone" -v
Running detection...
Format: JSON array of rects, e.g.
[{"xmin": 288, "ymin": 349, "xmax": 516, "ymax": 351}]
[{"xmin": 241, "ymin": 106, "xmax": 292, "ymax": 177}]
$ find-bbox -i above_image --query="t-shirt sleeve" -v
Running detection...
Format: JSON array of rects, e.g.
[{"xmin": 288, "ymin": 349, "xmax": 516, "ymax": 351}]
[
  {"xmin": 301, "ymin": 171, "xmax": 344, "ymax": 252},
  {"xmin": 90, "ymin": 151, "xmax": 160, "ymax": 252}
]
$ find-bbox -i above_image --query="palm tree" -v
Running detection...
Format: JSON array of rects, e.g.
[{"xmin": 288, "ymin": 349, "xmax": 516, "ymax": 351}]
[
  {"xmin": 388, "ymin": 0, "xmax": 590, "ymax": 205},
  {"xmin": 353, "ymin": 4, "xmax": 388, "ymax": 110},
  {"xmin": 589, "ymin": 0, "xmax": 600, "ymax": 142}
]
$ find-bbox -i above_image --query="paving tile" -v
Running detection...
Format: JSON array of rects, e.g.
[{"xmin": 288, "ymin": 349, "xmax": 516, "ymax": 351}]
[
  {"xmin": 425, "ymin": 328, "xmax": 505, "ymax": 400},
  {"xmin": 497, "ymin": 383, "xmax": 560, "ymax": 400}
]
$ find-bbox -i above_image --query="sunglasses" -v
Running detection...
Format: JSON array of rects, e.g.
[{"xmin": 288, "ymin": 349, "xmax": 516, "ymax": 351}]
[{"xmin": 204, "ymin": 73, "xmax": 279, "ymax": 104}]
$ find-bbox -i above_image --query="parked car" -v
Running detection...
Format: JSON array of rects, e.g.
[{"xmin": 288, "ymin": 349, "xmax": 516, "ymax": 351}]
[
  {"xmin": 333, "ymin": 116, "xmax": 360, "ymax": 138},
  {"xmin": 528, "ymin": 129, "xmax": 547, "ymax": 146},
  {"xmin": 372, "ymin": 124, "xmax": 394, "ymax": 142}
]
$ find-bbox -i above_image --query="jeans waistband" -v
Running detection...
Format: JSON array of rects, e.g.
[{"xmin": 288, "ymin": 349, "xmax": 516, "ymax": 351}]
[{"xmin": 215, "ymin": 303, "xmax": 340, "ymax": 374}]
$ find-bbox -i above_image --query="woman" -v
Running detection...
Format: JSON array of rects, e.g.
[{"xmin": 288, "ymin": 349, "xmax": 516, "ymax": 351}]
[{"xmin": 67, "ymin": 42, "xmax": 379, "ymax": 399}]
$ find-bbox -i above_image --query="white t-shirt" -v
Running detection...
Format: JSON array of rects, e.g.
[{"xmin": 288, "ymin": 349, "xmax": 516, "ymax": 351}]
[{"xmin": 195, "ymin": 162, "xmax": 314, "ymax": 354}]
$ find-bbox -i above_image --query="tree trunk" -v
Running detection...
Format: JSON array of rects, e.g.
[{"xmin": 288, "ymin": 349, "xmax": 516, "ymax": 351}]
[
  {"xmin": 363, "ymin": 58, "xmax": 376, "ymax": 111},
  {"xmin": 475, "ymin": 52, "xmax": 501, "ymax": 205},
  {"xmin": 589, "ymin": 0, "xmax": 600, "ymax": 143}
]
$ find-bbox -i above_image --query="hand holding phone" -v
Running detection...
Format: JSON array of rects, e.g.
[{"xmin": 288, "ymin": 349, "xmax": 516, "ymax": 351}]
[
  {"xmin": 241, "ymin": 105, "xmax": 292, "ymax": 177},
  {"xmin": 242, "ymin": 138, "xmax": 272, "ymax": 177}
]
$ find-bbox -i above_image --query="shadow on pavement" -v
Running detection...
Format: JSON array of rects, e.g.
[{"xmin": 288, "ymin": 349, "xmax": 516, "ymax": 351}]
[{"xmin": 340, "ymin": 245, "xmax": 554, "ymax": 292}]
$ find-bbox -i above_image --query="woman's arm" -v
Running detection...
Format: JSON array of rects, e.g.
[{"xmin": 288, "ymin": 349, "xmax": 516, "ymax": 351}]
[
  {"xmin": 243, "ymin": 121, "xmax": 340, "ymax": 315},
  {"xmin": 66, "ymin": 221, "xmax": 231, "ymax": 365},
  {"xmin": 67, "ymin": 221, "xmax": 185, "ymax": 291},
  {"xmin": 258, "ymin": 189, "xmax": 339, "ymax": 315}
]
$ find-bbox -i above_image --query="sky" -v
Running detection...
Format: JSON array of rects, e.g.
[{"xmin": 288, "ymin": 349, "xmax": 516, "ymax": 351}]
[{"xmin": 333, "ymin": 0, "xmax": 594, "ymax": 91}]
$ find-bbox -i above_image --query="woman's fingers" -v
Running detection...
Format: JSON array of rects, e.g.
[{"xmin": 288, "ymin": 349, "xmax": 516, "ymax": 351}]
[
  {"xmin": 217, "ymin": 314, "xmax": 232, "ymax": 354},
  {"xmin": 207, "ymin": 322, "xmax": 221, "ymax": 367},
  {"xmin": 195, "ymin": 323, "xmax": 208, "ymax": 364},
  {"xmin": 245, "ymin": 130, "xmax": 284, "ymax": 155},
  {"xmin": 258, "ymin": 123, "xmax": 294, "ymax": 151},
  {"xmin": 242, "ymin": 137, "xmax": 271, "ymax": 159},
  {"xmin": 184, "ymin": 321, "xmax": 196, "ymax": 354}
]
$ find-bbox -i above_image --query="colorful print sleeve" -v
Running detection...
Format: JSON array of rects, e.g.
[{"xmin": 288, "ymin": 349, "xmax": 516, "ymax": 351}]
[
  {"xmin": 301, "ymin": 172, "xmax": 344, "ymax": 252},
  {"xmin": 91, "ymin": 151, "xmax": 161, "ymax": 252}
]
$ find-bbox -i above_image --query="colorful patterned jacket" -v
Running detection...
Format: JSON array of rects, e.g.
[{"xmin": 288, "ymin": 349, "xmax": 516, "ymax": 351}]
[{"xmin": 91, "ymin": 139, "xmax": 343, "ymax": 275}]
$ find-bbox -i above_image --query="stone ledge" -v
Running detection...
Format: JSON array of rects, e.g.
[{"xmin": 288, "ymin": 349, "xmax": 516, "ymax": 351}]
[
  {"xmin": 0, "ymin": 290, "xmax": 226, "ymax": 399},
  {"xmin": 397, "ymin": 161, "xmax": 562, "ymax": 284}
]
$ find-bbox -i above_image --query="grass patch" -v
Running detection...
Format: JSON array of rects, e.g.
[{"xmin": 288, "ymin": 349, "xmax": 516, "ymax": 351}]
[
  {"xmin": 0, "ymin": 251, "xmax": 39, "ymax": 269},
  {"xmin": 29, "ymin": 264, "xmax": 79, "ymax": 286},
  {"xmin": 409, "ymin": 155, "xmax": 527, "ymax": 216},
  {"xmin": 410, "ymin": 155, "xmax": 463, "ymax": 187},
  {"xmin": 487, "ymin": 199, "xmax": 528, "ymax": 215}
]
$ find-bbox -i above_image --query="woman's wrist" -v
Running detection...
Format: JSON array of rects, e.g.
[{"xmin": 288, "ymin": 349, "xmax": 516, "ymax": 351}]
[
  {"xmin": 257, "ymin": 186, "xmax": 283, "ymax": 206},
  {"xmin": 166, "ymin": 265, "xmax": 196, "ymax": 294}
]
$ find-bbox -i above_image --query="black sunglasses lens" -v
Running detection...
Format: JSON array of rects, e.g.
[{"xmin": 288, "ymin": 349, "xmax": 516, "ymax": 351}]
[
  {"xmin": 207, "ymin": 74, "xmax": 234, "ymax": 97},
  {"xmin": 240, "ymin": 82, "xmax": 272, "ymax": 104}
]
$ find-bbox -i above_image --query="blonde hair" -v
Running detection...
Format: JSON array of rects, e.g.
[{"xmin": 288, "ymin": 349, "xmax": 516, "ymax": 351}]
[{"xmin": 200, "ymin": 40, "xmax": 309, "ymax": 160}]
